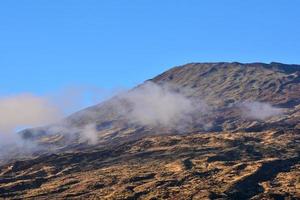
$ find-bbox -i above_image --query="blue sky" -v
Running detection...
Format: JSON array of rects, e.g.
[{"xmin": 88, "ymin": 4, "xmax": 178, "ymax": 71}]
[{"xmin": 1, "ymin": 0, "xmax": 300, "ymax": 96}]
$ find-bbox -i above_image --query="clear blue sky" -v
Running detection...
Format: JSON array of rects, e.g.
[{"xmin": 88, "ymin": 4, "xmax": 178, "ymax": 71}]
[{"xmin": 1, "ymin": 0, "xmax": 300, "ymax": 96}]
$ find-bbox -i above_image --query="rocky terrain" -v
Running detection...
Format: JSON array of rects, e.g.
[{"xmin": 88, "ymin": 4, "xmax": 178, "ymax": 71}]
[
  {"xmin": 0, "ymin": 62, "xmax": 300, "ymax": 199},
  {"xmin": 0, "ymin": 130, "xmax": 299, "ymax": 199}
]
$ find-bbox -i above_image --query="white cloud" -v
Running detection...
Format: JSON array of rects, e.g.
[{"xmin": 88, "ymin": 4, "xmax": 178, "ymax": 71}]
[
  {"xmin": 0, "ymin": 94, "xmax": 62, "ymax": 141},
  {"xmin": 120, "ymin": 82, "xmax": 207, "ymax": 128},
  {"xmin": 240, "ymin": 101, "xmax": 283, "ymax": 120}
]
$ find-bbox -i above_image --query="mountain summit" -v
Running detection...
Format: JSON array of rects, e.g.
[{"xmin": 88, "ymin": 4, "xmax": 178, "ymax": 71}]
[{"xmin": 0, "ymin": 62, "xmax": 299, "ymax": 199}]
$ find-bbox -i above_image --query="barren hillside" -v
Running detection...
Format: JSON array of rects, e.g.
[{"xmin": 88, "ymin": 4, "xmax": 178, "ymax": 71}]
[{"xmin": 0, "ymin": 62, "xmax": 299, "ymax": 199}]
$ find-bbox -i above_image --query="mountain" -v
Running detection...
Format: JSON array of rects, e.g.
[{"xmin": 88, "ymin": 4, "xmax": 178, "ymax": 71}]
[{"xmin": 0, "ymin": 62, "xmax": 299, "ymax": 199}]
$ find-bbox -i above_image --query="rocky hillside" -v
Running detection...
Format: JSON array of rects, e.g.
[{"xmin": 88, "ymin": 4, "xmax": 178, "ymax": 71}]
[
  {"xmin": 0, "ymin": 130, "xmax": 299, "ymax": 199},
  {"xmin": 153, "ymin": 62, "xmax": 300, "ymax": 107},
  {"xmin": 0, "ymin": 62, "xmax": 300, "ymax": 199},
  {"xmin": 152, "ymin": 62, "xmax": 300, "ymax": 130},
  {"xmin": 22, "ymin": 62, "xmax": 300, "ymax": 142}
]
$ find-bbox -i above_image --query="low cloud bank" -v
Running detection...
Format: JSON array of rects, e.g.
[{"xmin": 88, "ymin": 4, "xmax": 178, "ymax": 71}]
[
  {"xmin": 0, "ymin": 86, "xmax": 118, "ymax": 146},
  {"xmin": 0, "ymin": 82, "xmax": 287, "ymax": 163}
]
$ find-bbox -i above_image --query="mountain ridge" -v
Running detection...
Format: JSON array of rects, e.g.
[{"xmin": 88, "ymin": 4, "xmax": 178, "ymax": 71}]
[{"xmin": 15, "ymin": 62, "xmax": 300, "ymax": 153}]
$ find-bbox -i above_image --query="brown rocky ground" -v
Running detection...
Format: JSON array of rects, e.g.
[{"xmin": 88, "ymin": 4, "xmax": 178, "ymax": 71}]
[{"xmin": 0, "ymin": 130, "xmax": 299, "ymax": 199}]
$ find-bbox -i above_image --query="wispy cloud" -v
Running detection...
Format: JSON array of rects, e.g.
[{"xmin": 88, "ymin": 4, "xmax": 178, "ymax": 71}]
[
  {"xmin": 0, "ymin": 94, "xmax": 62, "ymax": 143},
  {"xmin": 240, "ymin": 101, "xmax": 283, "ymax": 120},
  {"xmin": 0, "ymin": 86, "xmax": 123, "ymax": 145},
  {"xmin": 119, "ymin": 81, "xmax": 208, "ymax": 129}
]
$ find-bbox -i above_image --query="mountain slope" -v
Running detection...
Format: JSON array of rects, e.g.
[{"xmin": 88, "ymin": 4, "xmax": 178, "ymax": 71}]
[
  {"xmin": 21, "ymin": 62, "xmax": 300, "ymax": 147},
  {"xmin": 0, "ymin": 62, "xmax": 300, "ymax": 199},
  {"xmin": 152, "ymin": 62, "xmax": 300, "ymax": 107}
]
